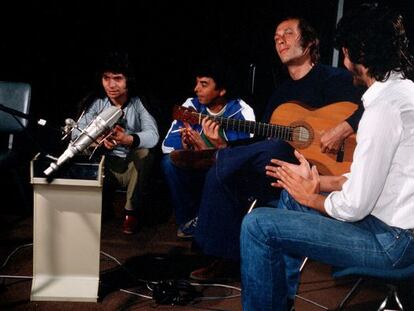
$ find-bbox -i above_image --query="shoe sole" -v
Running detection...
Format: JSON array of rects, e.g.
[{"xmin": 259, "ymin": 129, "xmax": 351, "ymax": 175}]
[
  {"xmin": 123, "ymin": 230, "xmax": 135, "ymax": 234},
  {"xmin": 176, "ymin": 233, "xmax": 194, "ymax": 239}
]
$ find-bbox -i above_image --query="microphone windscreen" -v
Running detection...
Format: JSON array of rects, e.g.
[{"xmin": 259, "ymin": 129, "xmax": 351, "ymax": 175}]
[
  {"xmin": 98, "ymin": 106, "xmax": 123, "ymax": 128},
  {"xmin": 44, "ymin": 106, "xmax": 123, "ymax": 176}
]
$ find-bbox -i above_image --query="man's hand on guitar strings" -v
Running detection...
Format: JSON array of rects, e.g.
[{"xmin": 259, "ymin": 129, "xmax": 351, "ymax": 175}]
[
  {"xmin": 180, "ymin": 122, "xmax": 208, "ymax": 150},
  {"xmin": 201, "ymin": 117, "xmax": 227, "ymax": 149},
  {"xmin": 180, "ymin": 122, "xmax": 193, "ymax": 150},
  {"xmin": 320, "ymin": 121, "xmax": 354, "ymax": 154}
]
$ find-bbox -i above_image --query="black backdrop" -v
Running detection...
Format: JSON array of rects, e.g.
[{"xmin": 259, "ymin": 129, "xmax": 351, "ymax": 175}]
[{"xmin": 0, "ymin": 0, "xmax": 413, "ymax": 155}]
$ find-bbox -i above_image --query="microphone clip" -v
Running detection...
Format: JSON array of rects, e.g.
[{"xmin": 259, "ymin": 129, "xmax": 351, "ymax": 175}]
[{"xmin": 61, "ymin": 118, "xmax": 79, "ymax": 141}]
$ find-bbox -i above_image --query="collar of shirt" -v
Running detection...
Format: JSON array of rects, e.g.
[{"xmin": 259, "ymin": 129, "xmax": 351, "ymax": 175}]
[{"xmin": 361, "ymin": 72, "xmax": 404, "ymax": 108}]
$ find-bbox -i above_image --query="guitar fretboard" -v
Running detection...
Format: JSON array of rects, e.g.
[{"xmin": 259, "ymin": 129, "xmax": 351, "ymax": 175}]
[{"xmin": 197, "ymin": 112, "xmax": 295, "ymax": 141}]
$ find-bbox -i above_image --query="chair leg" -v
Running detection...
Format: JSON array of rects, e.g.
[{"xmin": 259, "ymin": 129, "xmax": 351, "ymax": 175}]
[
  {"xmin": 295, "ymin": 294, "xmax": 330, "ymax": 310},
  {"xmin": 378, "ymin": 284, "xmax": 404, "ymax": 311},
  {"xmin": 295, "ymin": 260, "xmax": 364, "ymax": 311},
  {"xmin": 336, "ymin": 277, "xmax": 364, "ymax": 310},
  {"xmin": 394, "ymin": 290, "xmax": 404, "ymax": 311},
  {"xmin": 295, "ymin": 257, "xmax": 329, "ymax": 310},
  {"xmin": 247, "ymin": 198, "xmax": 258, "ymax": 214},
  {"xmin": 299, "ymin": 257, "xmax": 308, "ymax": 272}
]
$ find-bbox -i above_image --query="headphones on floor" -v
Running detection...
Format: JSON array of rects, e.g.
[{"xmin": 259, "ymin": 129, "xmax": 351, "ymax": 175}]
[{"xmin": 152, "ymin": 280, "xmax": 201, "ymax": 305}]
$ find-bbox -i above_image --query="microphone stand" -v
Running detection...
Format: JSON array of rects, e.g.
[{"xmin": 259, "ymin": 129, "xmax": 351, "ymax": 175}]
[
  {"xmin": 0, "ymin": 103, "xmax": 32, "ymax": 120},
  {"xmin": 0, "ymin": 103, "xmax": 63, "ymax": 134},
  {"xmin": 1, "ymin": 103, "xmax": 50, "ymax": 128},
  {"xmin": 0, "ymin": 103, "xmax": 62, "ymax": 164}
]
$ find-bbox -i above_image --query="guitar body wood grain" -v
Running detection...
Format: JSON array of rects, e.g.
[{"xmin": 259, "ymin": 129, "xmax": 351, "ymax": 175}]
[{"xmin": 270, "ymin": 101, "xmax": 357, "ymax": 175}]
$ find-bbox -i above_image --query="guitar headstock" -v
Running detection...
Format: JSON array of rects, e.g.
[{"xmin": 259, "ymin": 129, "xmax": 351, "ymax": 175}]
[{"xmin": 172, "ymin": 105, "xmax": 200, "ymax": 125}]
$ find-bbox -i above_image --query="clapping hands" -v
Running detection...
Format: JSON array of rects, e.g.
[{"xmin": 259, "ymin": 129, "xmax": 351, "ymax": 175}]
[{"xmin": 266, "ymin": 150, "xmax": 321, "ymax": 206}]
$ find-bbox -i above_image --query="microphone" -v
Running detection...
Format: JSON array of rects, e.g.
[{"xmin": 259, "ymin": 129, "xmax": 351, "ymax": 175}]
[
  {"xmin": 61, "ymin": 118, "xmax": 78, "ymax": 140},
  {"xmin": 44, "ymin": 106, "xmax": 123, "ymax": 176},
  {"xmin": 62, "ymin": 118, "xmax": 77, "ymax": 133}
]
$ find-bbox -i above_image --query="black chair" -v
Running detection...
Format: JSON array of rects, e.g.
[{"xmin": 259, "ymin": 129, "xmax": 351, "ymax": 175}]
[
  {"xmin": 331, "ymin": 263, "xmax": 414, "ymax": 310},
  {"xmin": 296, "ymin": 258, "xmax": 414, "ymax": 310},
  {"xmin": 0, "ymin": 81, "xmax": 32, "ymax": 214}
]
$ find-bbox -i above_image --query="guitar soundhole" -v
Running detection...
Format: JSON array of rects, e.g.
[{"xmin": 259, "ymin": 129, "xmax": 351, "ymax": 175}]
[{"xmin": 291, "ymin": 122, "xmax": 313, "ymax": 149}]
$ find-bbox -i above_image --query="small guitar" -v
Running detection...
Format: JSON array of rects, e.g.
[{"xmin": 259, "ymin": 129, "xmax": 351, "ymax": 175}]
[{"xmin": 172, "ymin": 101, "xmax": 358, "ymax": 175}]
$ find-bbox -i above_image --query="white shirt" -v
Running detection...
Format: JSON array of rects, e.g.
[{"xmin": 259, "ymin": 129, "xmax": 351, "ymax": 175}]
[{"xmin": 325, "ymin": 73, "xmax": 414, "ymax": 229}]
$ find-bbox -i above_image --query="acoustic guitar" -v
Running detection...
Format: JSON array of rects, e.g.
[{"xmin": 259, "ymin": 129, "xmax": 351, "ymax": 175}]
[{"xmin": 172, "ymin": 101, "xmax": 358, "ymax": 175}]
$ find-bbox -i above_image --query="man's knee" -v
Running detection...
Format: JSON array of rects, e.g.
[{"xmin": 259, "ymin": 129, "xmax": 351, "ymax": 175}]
[
  {"xmin": 161, "ymin": 154, "xmax": 178, "ymax": 175},
  {"xmin": 278, "ymin": 190, "xmax": 315, "ymax": 213},
  {"xmin": 241, "ymin": 212, "xmax": 258, "ymax": 234},
  {"xmin": 241, "ymin": 208, "xmax": 272, "ymax": 238},
  {"xmin": 131, "ymin": 147, "xmax": 150, "ymax": 160},
  {"xmin": 261, "ymin": 139, "xmax": 294, "ymax": 159},
  {"xmin": 241, "ymin": 213, "xmax": 258, "ymax": 248},
  {"xmin": 278, "ymin": 190, "xmax": 291, "ymax": 209},
  {"xmin": 161, "ymin": 154, "xmax": 171, "ymax": 169}
]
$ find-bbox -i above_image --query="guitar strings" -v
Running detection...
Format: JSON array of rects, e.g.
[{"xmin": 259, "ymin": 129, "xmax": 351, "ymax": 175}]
[{"xmin": 186, "ymin": 109, "xmax": 301, "ymax": 141}]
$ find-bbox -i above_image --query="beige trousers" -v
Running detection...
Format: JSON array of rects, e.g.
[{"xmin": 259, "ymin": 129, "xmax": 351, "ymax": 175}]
[{"xmin": 104, "ymin": 148, "xmax": 153, "ymax": 212}]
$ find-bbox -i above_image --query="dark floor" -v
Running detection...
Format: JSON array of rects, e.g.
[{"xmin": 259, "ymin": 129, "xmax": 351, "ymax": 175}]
[{"xmin": 0, "ymin": 192, "xmax": 401, "ymax": 311}]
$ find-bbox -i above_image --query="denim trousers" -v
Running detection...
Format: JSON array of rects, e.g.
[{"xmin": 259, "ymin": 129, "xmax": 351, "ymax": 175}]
[
  {"xmin": 160, "ymin": 154, "xmax": 206, "ymax": 225},
  {"xmin": 241, "ymin": 190, "xmax": 414, "ymax": 311},
  {"xmin": 195, "ymin": 139, "xmax": 296, "ymax": 260}
]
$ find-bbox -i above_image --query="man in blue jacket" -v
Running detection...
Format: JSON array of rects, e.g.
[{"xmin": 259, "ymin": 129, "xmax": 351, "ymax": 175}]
[{"xmin": 161, "ymin": 61, "xmax": 255, "ymax": 238}]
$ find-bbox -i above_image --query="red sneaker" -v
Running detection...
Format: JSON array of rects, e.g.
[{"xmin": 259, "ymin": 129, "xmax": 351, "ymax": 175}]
[{"xmin": 123, "ymin": 214, "xmax": 138, "ymax": 234}]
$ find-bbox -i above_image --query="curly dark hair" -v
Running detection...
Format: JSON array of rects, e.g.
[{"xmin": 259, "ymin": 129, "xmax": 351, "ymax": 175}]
[
  {"xmin": 278, "ymin": 17, "xmax": 320, "ymax": 64},
  {"xmin": 76, "ymin": 51, "xmax": 139, "ymax": 116},
  {"xmin": 96, "ymin": 51, "xmax": 138, "ymax": 97},
  {"xmin": 334, "ymin": 3, "xmax": 414, "ymax": 81},
  {"xmin": 192, "ymin": 58, "xmax": 240, "ymax": 100}
]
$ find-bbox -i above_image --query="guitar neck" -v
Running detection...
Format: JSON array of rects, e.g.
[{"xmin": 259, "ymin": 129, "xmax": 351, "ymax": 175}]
[{"xmin": 197, "ymin": 112, "xmax": 294, "ymax": 141}]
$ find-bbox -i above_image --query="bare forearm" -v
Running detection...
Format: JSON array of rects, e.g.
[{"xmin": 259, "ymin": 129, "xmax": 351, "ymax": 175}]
[
  {"xmin": 319, "ymin": 175, "xmax": 347, "ymax": 192},
  {"xmin": 336, "ymin": 121, "xmax": 355, "ymax": 139},
  {"xmin": 320, "ymin": 121, "xmax": 355, "ymax": 153},
  {"xmin": 303, "ymin": 193, "xmax": 328, "ymax": 214},
  {"xmin": 305, "ymin": 175, "xmax": 347, "ymax": 215}
]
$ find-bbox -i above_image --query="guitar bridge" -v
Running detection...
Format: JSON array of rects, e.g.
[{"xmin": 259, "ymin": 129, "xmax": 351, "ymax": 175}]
[{"xmin": 336, "ymin": 144, "xmax": 345, "ymax": 162}]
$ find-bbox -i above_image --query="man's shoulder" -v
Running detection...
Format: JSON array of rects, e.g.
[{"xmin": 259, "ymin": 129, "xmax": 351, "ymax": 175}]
[
  {"xmin": 130, "ymin": 96, "xmax": 150, "ymax": 108},
  {"xmin": 85, "ymin": 97, "xmax": 107, "ymax": 113},
  {"xmin": 182, "ymin": 97, "xmax": 203, "ymax": 111},
  {"xmin": 226, "ymin": 98, "xmax": 249, "ymax": 107},
  {"xmin": 314, "ymin": 63, "xmax": 352, "ymax": 80},
  {"xmin": 130, "ymin": 95, "xmax": 142, "ymax": 101},
  {"xmin": 225, "ymin": 98, "xmax": 254, "ymax": 113}
]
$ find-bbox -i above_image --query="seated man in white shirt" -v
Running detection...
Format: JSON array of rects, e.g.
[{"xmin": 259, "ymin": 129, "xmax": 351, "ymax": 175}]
[{"xmin": 240, "ymin": 4, "xmax": 414, "ymax": 311}]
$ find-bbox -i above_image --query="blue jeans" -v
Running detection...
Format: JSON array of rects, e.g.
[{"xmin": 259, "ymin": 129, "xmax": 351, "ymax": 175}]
[
  {"xmin": 241, "ymin": 190, "xmax": 414, "ymax": 311},
  {"xmin": 161, "ymin": 154, "xmax": 206, "ymax": 225},
  {"xmin": 195, "ymin": 139, "xmax": 295, "ymax": 260}
]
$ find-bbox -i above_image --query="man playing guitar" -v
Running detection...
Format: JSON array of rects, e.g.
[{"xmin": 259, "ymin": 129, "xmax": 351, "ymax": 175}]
[{"xmin": 187, "ymin": 16, "xmax": 364, "ymax": 288}]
